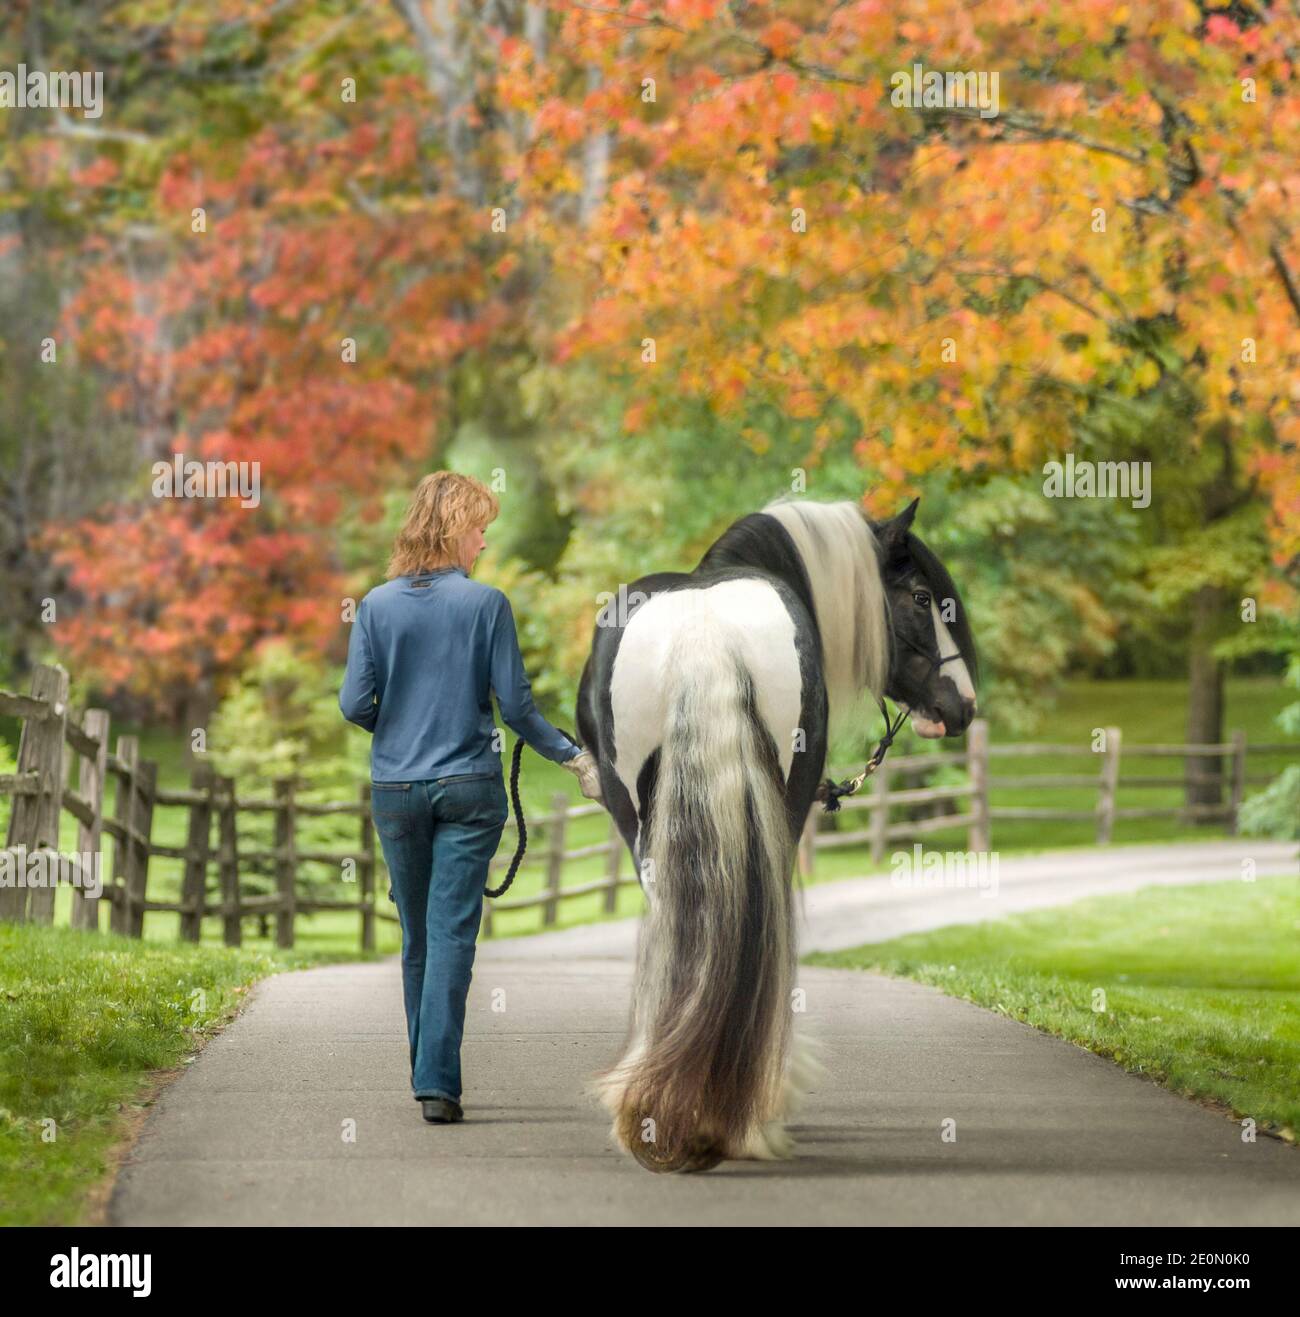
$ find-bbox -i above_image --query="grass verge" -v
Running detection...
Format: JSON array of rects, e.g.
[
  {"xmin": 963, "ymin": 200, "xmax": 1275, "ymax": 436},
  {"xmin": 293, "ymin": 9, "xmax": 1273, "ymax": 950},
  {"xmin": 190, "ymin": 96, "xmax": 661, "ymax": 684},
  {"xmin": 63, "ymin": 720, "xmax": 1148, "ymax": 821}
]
[
  {"xmin": 0, "ymin": 922, "xmax": 364, "ymax": 1225},
  {"xmin": 806, "ymin": 875, "xmax": 1300, "ymax": 1141}
]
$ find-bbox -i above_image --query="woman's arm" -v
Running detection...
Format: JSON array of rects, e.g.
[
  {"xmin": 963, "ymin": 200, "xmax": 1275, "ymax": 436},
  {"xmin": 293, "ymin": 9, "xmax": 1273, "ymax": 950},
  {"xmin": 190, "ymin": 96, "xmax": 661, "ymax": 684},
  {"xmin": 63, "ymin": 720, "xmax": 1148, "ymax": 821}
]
[
  {"xmin": 488, "ymin": 592, "xmax": 580, "ymax": 764},
  {"xmin": 339, "ymin": 598, "xmax": 380, "ymax": 731}
]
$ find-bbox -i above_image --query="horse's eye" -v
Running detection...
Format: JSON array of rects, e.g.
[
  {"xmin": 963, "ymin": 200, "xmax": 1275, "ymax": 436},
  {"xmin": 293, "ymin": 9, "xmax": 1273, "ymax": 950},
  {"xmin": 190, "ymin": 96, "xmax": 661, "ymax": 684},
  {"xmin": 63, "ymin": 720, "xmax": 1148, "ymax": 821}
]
[{"xmin": 912, "ymin": 591, "xmax": 931, "ymax": 608}]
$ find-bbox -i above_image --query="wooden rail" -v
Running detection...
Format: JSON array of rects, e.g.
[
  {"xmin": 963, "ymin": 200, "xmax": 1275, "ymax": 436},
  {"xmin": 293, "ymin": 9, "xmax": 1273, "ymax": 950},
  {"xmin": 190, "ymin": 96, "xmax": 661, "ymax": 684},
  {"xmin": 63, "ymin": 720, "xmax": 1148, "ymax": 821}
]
[
  {"xmin": 793, "ymin": 723, "xmax": 1287, "ymax": 877},
  {"xmin": 1, "ymin": 665, "xmax": 1294, "ymax": 942}
]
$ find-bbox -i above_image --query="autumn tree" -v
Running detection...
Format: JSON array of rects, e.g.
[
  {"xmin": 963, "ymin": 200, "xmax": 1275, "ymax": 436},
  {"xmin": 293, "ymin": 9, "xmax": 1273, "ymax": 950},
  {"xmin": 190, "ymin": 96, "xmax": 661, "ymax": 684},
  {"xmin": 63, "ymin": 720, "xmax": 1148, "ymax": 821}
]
[{"xmin": 518, "ymin": 0, "xmax": 1298, "ymax": 795}]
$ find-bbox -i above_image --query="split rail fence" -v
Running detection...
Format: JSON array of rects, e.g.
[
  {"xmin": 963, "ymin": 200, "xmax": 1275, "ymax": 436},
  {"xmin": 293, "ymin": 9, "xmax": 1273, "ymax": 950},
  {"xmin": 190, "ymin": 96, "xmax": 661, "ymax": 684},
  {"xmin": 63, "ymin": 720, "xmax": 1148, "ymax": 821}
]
[
  {"xmin": 795, "ymin": 720, "xmax": 1287, "ymax": 876},
  {"xmin": 0, "ymin": 664, "xmax": 1291, "ymax": 945}
]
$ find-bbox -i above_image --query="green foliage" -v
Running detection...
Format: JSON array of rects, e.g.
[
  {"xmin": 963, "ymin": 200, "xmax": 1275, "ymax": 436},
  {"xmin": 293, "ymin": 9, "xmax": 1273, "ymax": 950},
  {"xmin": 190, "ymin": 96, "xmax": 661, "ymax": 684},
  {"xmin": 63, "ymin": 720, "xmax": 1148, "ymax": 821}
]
[
  {"xmin": 1056, "ymin": 329, "xmax": 1284, "ymax": 678},
  {"xmin": 1240, "ymin": 767, "xmax": 1300, "ymax": 842},
  {"xmin": 903, "ymin": 473, "xmax": 1143, "ymax": 730},
  {"xmin": 205, "ymin": 641, "xmax": 367, "ymax": 795},
  {"xmin": 1146, "ymin": 505, "xmax": 1273, "ymax": 609},
  {"xmin": 1214, "ymin": 611, "xmax": 1300, "ymax": 664},
  {"xmin": 1240, "ymin": 656, "xmax": 1300, "ymax": 841}
]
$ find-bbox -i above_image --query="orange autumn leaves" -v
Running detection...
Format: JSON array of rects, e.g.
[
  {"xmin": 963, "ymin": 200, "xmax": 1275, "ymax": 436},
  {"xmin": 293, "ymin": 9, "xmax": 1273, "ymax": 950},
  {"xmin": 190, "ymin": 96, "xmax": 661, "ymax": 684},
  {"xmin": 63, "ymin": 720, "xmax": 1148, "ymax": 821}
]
[{"xmin": 529, "ymin": 0, "xmax": 1297, "ymax": 555}]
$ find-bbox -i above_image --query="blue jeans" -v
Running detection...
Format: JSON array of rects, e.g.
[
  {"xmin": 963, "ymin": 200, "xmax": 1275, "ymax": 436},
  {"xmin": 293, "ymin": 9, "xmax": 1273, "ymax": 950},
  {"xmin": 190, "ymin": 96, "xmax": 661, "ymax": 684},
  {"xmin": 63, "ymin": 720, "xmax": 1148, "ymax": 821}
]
[{"xmin": 370, "ymin": 772, "xmax": 508, "ymax": 1104}]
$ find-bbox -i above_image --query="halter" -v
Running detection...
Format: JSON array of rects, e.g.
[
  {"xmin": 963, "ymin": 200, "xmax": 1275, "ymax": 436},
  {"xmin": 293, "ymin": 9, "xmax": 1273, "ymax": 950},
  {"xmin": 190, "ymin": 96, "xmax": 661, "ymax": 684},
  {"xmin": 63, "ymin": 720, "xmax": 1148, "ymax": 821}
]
[{"xmin": 815, "ymin": 628, "xmax": 966, "ymax": 813}]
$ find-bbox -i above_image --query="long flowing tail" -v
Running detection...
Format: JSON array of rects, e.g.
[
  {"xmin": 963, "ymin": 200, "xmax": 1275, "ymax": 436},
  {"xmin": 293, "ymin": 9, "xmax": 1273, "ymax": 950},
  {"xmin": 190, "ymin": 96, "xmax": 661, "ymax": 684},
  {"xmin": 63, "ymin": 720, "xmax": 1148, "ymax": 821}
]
[{"xmin": 591, "ymin": 617, "xmax": 800, "ymax": 1172}]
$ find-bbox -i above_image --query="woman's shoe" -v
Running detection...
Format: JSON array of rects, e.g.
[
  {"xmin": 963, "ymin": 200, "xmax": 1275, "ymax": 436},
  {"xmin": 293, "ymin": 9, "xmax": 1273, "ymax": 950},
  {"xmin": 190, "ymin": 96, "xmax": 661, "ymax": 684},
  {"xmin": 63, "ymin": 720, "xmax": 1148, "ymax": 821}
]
[{"xmin": 421, "ymin": 1097, "xmax": 464, "ymax": 1123}]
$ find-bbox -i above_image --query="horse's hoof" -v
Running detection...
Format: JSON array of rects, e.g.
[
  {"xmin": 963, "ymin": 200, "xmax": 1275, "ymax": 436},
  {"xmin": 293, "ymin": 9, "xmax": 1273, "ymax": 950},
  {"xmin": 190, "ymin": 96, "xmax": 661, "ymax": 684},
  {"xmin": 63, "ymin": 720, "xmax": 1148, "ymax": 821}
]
[
  {"xmin": 681, "ymin": 1143, "xmax": 726, "ymax": 1173},
  {"xmin": 630, "ymin": 1138, "xmax": 690, "ymax": 1173},
  {"xmin": 630, "ymin": 1135, "xmax": 724, "ymax": 1174}
]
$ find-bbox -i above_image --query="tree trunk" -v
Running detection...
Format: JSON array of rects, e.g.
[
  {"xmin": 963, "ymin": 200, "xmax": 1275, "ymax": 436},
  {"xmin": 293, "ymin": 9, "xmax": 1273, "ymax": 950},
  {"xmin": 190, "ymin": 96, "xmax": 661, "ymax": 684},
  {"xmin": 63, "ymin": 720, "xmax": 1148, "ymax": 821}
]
[
  {"xmin": 579, "ymin": 65, "xmax": 609, "ymax": 225},
  {"xmin": 392, "ymin": 0, "xmax": 484, "ymax": 206},
  {"xmin": 1185, "ymin": 584, "xmax": 1227, "ymax": 815},
  {"xmin": 181, "ymin": 672, "xmax": 216, "ymax": 767}
]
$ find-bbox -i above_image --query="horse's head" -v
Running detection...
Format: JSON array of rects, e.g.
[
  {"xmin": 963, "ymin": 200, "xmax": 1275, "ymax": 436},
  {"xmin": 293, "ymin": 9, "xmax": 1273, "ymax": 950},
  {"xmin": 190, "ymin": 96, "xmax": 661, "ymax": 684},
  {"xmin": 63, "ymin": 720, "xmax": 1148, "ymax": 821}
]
[{"xmin": 873, "ymin": 498, "xmax": 978, "ymax": 739}]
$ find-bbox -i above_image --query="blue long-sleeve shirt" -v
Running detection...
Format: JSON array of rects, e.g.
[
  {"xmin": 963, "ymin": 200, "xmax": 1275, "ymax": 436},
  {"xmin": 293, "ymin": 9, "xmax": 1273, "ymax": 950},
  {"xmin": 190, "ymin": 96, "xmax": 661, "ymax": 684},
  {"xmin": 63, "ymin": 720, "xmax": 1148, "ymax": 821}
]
[{"xmin": 339, "ymin": 565, "xmax": 580, "ymax": 783}]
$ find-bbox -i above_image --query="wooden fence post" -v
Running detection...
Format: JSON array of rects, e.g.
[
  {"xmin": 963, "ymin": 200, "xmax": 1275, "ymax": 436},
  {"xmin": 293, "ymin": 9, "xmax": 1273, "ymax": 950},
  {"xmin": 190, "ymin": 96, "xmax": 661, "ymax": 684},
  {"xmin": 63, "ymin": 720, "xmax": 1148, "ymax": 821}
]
[
  {"xmin": 274, "ymin": 778, "xmax": 297, "ymax": 948},
  {"xmin": 70, "ymin": 708, "xmax": 110, "ymax": 932},
  {"xmin": 1096, "ymin": 726, "xmax": 1122, "ymax": 845},
  {"xmin": 179, "ymin": 761, "xmax": 214, "ymax": 942},
  {"xmin": 108, "ymin": 737, "xmax": 138, "ymax": 936},
  {"xmin": 60, "ymin": 723, "xmax": 73, "ymax": 796},
  {"xmin": 125, "ymin": 760, "xmax": 157, "ymax": 938},
  {"xmin": 604, "ymin": 814, "xmax": 622, "ymax": 913},
  {"xmin": 217, "ymin": 775, "xmax": 241, "ymax": 947},
  {"xmin": 869, "ymin": 762, "xmax": 891, "ymax": 865},
  {"xmin": 1227, "ymin": 730, "xmax": 1247, "ymax": 835},
  {"xmin": 359, "ymin": 782, "xmax": 375, "ymax": 952},
  {"xmin": 967, "ymin": 718, "xmax": 990, "ymax": 852},
  {"xmin": 542, "ymin": 792, "xmax": 567, "ymax": 926},
  {"xmin": 2, "ymin": 664, "xmax": 69, "ymax": 924}
]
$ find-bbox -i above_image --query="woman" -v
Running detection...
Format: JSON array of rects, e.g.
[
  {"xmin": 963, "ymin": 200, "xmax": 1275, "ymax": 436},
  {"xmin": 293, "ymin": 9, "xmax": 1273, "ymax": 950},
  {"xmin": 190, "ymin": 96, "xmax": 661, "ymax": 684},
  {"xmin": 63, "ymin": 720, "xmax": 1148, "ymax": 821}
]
[{"xmin": 339, "ymin": 471, "xmax": 602, "ymax": 1125}]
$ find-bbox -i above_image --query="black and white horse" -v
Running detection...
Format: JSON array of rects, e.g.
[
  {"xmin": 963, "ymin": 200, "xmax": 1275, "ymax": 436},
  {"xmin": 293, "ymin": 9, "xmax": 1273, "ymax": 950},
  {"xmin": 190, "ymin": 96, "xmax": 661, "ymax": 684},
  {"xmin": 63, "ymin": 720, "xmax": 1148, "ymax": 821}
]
[{"xmin": 575, "ymin": 496, "xmax": 978, "ymax": 1172}]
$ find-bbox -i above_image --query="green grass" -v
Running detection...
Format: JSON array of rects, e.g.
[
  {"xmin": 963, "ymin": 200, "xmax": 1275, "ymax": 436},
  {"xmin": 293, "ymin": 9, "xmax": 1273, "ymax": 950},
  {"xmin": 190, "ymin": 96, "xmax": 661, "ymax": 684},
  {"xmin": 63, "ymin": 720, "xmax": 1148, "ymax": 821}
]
[
  {"xmin": 0, "ymin": 922, "xmax": 352, "ymax": 1225},
  {"xmin": 807, "ymin": 875, "xmax": 1300, "ymax": 1139}
]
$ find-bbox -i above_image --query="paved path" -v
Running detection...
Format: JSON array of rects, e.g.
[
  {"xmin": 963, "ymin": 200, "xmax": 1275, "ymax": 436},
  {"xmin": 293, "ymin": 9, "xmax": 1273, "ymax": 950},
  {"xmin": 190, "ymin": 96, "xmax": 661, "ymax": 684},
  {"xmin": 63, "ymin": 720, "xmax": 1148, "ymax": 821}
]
[{"xmin": 109, "ymin": 841, "xmax": 1299, "ymax": 1226}]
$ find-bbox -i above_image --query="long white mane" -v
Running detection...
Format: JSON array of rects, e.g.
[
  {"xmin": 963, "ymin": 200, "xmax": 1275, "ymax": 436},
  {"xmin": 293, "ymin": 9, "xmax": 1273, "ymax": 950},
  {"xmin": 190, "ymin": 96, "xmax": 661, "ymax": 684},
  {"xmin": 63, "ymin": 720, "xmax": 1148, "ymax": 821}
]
[{"xmin": 760, "ymin": 497, "xmax": 889, "ymax": 752}]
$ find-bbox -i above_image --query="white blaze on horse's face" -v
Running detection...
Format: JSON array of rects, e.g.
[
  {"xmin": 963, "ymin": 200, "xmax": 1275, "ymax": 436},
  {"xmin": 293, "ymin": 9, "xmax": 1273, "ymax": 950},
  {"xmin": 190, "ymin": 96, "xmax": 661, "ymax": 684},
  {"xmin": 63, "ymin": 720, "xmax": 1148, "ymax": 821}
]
[{"xmin": 909, "ymin": 600, "xmax": 976, "ymax": 739}]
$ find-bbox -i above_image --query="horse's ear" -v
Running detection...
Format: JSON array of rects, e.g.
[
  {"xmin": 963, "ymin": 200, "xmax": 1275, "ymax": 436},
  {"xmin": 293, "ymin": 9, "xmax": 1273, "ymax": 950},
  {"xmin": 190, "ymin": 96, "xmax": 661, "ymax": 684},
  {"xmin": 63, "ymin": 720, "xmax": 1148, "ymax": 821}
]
[
  {"xmin": 895, "ymin": 497, "xmax": 920, "ymax": 531},
  {"xmin": 876, "ymin": 497, "xmax": 920, "ymax": 560}
]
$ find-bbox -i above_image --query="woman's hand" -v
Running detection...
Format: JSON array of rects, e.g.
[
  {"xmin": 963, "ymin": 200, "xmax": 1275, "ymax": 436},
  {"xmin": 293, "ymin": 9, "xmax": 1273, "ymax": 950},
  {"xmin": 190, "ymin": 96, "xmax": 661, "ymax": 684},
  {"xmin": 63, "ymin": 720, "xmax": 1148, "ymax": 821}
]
[{"xmin": 562, "ymin": 748, "xmax": 604, "ymax": 803}]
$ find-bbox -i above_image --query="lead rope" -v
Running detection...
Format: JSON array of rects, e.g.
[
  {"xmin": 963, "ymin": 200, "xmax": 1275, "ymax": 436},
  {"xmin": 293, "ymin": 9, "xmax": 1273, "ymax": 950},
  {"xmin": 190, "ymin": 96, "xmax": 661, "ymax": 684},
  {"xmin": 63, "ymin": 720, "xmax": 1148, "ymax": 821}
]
[
  {"xmin": 815, "ymin": 697, "xmax": 910, "ymax": 813},
  {"xmin": 485, "ymin": 727, "xmax": 581, "ymax": 899},
  {"xmin": 815, "ymin": 640, "xmax": 965, "ymax": 814}
]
